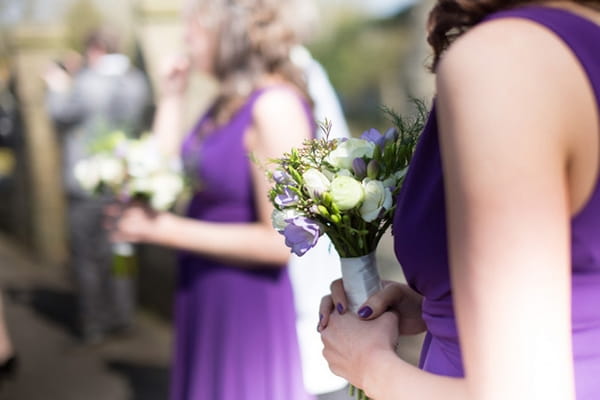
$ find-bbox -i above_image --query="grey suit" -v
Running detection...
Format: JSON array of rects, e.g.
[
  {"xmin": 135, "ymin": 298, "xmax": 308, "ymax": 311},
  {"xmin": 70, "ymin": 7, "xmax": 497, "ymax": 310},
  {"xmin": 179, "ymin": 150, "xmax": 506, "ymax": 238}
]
[{"xmin": 47, "ymin": 53, "xmax": 150, "ymax": 341}]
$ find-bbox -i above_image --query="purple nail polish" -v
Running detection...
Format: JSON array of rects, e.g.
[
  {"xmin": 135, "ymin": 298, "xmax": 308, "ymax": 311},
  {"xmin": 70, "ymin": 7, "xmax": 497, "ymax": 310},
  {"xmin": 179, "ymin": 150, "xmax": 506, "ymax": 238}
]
[
  {"xmin": 319, "ymin": 313, "xmax": 323, "ymax": 322},
  {"xmin": 336, "ymin": 303, "xmax": 344, "ymax": 314},
  {"xmin": 358, "ymin": 306, "xmax": 373, "ymax": 319}
]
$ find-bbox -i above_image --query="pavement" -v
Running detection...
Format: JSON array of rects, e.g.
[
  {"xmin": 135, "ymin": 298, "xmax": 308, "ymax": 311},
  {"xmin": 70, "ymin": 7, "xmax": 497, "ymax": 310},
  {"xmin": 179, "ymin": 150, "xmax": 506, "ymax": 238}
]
[{"xmin": 0, "ymin": 232, "xmax": 422, "ymax": 400}]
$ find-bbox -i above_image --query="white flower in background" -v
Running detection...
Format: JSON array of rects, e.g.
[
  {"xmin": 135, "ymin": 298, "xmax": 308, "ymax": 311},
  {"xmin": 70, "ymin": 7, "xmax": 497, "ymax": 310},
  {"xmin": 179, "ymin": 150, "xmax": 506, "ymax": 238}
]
[
  {"xmin": 149, "ymin": 172, "xmax": 185, "ymax": 211},
  {"xmin": 326, "ymin": 138, "xmax": 376, "ymax": 170},
  {"xmin": 98, "ymin": 155, "xmax": 125, "ymax": 186},
  {"xmin": 303, "ymin": 168, "xmax": 330, "ymax": 199},
  {"xmin": 272, "ymin": 208, "xmax": 304, "ymax": 232},
  {"xmin": 330, "ymin": 176, "xmax": 365, "ymax": 210},
  {"xmin": 130, "ymin": 176, "xmax": 153, "ymax": 194},
  {"xmin": 360, "ymin": 179, "xmax": 393, "ymax": 222},
  {"xmin": 126, "ymin": 139, "xmax": 162, "ymax": 178},
  {"xmin": 74, "ymin": 158, "xmax": 101, "ymax": 192}
]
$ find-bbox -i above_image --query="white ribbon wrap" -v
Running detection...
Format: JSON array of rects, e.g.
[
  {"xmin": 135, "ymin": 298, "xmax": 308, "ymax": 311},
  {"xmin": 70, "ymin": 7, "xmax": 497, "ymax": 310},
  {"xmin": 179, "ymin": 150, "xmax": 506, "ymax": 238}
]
[{"xmin": 340, "ymin": 252, "xmax": 382, "ymax": 313}]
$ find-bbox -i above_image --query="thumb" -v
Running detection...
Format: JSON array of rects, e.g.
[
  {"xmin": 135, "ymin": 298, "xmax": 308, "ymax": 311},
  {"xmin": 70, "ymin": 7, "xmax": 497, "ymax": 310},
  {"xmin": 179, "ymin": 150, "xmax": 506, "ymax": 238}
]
[{"xmin": 357, "ymin": 283, "xmax": 404, "ymax": 320}]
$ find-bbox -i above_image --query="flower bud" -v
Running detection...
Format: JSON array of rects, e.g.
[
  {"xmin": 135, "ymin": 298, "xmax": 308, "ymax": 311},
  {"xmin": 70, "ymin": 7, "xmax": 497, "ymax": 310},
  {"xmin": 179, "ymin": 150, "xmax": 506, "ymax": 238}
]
[
  {"xmin": 367, "ymin": 160, "xmax": 381, "ymax": 180},
  {"xmin": 352, "ymin": 158, "xmax": 367, "ymax": 180}
]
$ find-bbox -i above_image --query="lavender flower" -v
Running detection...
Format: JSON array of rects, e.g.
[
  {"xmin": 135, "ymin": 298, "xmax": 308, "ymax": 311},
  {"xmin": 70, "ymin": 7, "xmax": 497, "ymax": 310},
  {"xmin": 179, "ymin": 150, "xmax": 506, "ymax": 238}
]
[
  {"xmin": 360, "ymin": 128, "xmax": 385, "ymax": 148},
  {"xmin": 273, "ymin": 170, "xmax": 294, "ymax": 185},
  {"xmin": 283, "ymin": 217, "xmax": 321, "ymax": 256},
  {"xmin": 352, "ymin": 158, "xmax": 367, "ymax": 180},
  {"xmin": 383, "ymin": 127, "xmax": 399, "ymax": 143},
  {"xmin": 275, "ymin": 187, "xmax": 299, "ymax": 207}
]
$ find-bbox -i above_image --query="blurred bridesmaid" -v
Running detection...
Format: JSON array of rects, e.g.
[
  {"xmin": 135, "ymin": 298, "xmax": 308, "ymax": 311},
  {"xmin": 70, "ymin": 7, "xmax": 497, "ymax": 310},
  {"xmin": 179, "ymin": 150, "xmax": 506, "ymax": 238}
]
[{"xmin": 108, "ymin": 0, "xmax": 315, "ymax": 399}]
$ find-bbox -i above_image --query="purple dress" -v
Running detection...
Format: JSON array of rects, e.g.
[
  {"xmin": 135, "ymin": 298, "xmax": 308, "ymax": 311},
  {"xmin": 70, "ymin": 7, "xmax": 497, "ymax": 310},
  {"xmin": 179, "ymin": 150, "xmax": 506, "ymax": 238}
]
[
  {"xmin": 393, "ymin": 6, "xmax": 600, "ymax": 399},
  {"xmin": 172, "ymin": 88, "xmax": 313, "ymax": 400}
]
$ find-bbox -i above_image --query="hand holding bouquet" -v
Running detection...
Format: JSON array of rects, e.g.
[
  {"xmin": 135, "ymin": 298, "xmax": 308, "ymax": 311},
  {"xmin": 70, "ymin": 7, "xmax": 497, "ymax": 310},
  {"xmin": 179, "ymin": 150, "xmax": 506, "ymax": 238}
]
[{"xmin": 74, "ymin": 131, "xmax": 185, "ymax": 268}]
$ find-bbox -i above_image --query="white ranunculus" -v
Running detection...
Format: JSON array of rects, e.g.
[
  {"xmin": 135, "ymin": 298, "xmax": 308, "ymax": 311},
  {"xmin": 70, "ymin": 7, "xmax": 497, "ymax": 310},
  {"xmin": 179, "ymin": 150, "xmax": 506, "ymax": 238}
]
[
  {"xmin": 130, "ymin": 176, "xmax": 153, "ymax": 194},
  {"xmin": 149, "ymin": 172, "xmax": 184, "ymax": 210},
  {"xmin": 330, "ymin": 176, "xmax": 364, "ymax": 211},
  {"xmin": 98, "ymin": 156, "xmax": 125, "ymax": 186},
  {"xmin": 272, "ymin": 208, "xmax": 304, "ymax": 232},
  {"xmin": 360, "ymin": 179, "xmax": 393, "ymax": 222},
  {"xmin": 303, "ymin": 168, "xmax": 330, "ymax": 199},
  {"xmin": 74, "ymin": 158, "xmax": 100, "ymax": 192},
  {"xmin": 326, "ymin": 138, "xmax": 376, "ymax": 170},
  {"xmin": 126, "ymin": 141, "xmax": 162, "ymax": 178}
]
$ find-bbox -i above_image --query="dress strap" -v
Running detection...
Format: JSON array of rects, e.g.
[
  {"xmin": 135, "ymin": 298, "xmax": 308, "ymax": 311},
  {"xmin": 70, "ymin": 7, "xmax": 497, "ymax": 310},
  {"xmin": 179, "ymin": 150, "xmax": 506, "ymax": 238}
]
[{"xmin": 484, "ymin": 6, "xmax": 600, "ymax": 106}]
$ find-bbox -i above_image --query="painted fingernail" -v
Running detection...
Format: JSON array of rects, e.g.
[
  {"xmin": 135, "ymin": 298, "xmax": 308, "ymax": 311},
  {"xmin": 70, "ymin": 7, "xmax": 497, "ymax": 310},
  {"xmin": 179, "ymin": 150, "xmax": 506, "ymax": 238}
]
[
  {"xmin": 358, "ymin": 306, "xmax": 373, "ymax": 319},
  {"xmin": 336, "ymin": 303, "xmax": 344, "ymax": 314},
  {"xmin": 319, "ymin": 313, "xmax": 323, "ymax": 322}
]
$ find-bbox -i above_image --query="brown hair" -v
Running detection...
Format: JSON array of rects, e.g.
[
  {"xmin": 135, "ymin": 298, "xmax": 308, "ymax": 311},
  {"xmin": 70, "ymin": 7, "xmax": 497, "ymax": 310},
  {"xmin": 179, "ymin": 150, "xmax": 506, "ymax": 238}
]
[
  {"xmin": 427, "ymin": 0, "xmax": 600, "ymax": 71},
  {"xmin": 192, "ymin": 0, "xmax": 310, "ymax": 124}
]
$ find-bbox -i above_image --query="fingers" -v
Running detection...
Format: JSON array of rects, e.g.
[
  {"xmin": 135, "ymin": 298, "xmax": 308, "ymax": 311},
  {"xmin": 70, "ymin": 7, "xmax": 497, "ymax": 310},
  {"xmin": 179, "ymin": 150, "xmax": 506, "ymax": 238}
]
[
  {"xmin": 357, "ymin": 282, "xmax": 405, "ymax": 320},
  {"xmin": 318, "ymin": 295, "xmax": 334, "ymax": 332},
  {"xmin": 330, "ymin": 279, "xmax": 348, "ymax": 315},
  {"xmin": 318, "ymin": 279, "xmax": 349, "ymax": 332}
]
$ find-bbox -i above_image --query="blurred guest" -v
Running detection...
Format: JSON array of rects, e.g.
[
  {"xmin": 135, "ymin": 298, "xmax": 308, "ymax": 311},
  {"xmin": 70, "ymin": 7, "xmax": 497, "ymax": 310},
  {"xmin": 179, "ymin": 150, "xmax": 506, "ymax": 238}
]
[
  {"xmin": 44, "ymin": 28, "xmax": 150, "ymax": 343},
  {"xmin": 108, "ymin": 0, "xmax": 317, "ymax": 398}
]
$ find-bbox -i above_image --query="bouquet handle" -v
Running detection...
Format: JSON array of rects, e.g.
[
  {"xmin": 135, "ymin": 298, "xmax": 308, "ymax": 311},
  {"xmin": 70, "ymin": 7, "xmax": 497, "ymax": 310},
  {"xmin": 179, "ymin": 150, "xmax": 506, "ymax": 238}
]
[{"xmin": 340, "ymin": 253, "xmax": 382, "ymax": 314}]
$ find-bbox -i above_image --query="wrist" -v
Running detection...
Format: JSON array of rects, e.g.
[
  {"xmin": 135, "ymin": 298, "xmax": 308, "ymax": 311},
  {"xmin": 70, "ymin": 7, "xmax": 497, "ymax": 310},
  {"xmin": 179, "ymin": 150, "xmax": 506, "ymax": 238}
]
[
  {"xmin": 144, "ymin": 211, "xmax": 177, "ymax": 244},
  {"xmin": 159, "ymin": 93, "xmax": 185, "ymax": 105},
  {"xmin": 362, "ymin": 347, "xmax": 399, "ymax": 399}
]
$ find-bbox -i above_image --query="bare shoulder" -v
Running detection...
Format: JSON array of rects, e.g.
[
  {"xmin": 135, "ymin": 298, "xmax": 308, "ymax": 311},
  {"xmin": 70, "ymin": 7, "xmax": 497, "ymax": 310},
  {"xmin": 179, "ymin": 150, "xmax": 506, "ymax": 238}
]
[
  {"xmin": 437, "ymin": 17, "xmax": 577, "ymax": 92},
  {"xmin": 252, "ymin": 85, "xmax": 308, "ymax": 123}
]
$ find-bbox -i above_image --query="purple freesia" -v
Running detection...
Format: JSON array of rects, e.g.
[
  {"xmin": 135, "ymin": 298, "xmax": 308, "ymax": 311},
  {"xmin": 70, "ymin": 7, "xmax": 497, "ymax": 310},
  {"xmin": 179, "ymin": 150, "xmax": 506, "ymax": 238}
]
[
  {"xmin": 283, "ymin": 216, "xmax": 321, "ymax": 256},
  {"xmin": 275, "ymin": 187, "xmax": 299, "ymax": 207},
  {"xmin": 352, "ymin": 157, "xmax": 367, "ymax": 179},
  {"xmin": 361, "ymin": 128, "xmax": 385, "ymax": 148},
  {"xmin": 273, "ymin": 170, "xmax": 294, "ymax": 185},
  {"xmin": 383, "ymin": 127, "xmax": 399, "ymax": 143}
]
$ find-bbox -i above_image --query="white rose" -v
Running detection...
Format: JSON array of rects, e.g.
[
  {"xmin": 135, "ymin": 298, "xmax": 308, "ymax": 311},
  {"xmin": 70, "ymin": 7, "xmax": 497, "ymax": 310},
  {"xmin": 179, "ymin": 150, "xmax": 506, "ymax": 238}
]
[
  {"xmin": 330, "ymin": 176, "xmax": 364, "ymax": 211},
  {"xmin": 272, "ymin": 208, "xmax": 304, "ymax": 232},
  {"xmin": 151, "ymin": 194, "xmax": 174, "ymax": 211},
  {"xmin": 149, "ymin": 173, "xmax": 184, "ymax": 210},
  {"xmin": 74, "ymin": 158, "xmax": 100, "ymax": 192},
  {"xmin": 130, "ymin": 176, "xmax": 153, "ymax": 194},
  {"xmin": 303, "ymin": 168, "xmax": 330, "ymax": 199},
  {"xmin": 98, "ymin": 156, "xmax": 125, "ymax": 186},
  {"xmin": 326, "ymin": 138, "xmax": 376, "ymax": 170},
  {"xmin": 126, "ymin": 142, "xmax": 162, "ymax": 178},
  {"xmin": 360, "ymin": 179, "xmax": 393, "ymax": 222}
]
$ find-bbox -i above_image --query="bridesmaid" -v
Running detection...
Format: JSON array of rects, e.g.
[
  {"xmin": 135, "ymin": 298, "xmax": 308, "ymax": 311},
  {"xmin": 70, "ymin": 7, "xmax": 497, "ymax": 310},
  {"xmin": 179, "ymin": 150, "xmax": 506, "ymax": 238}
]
[
  {"xmin": 319, "ymin": 1, "xmax": 600, "ymax": 399},
  {"xmin": 109, "ymin": 0, "xmax": 315, "ymax": 399}
]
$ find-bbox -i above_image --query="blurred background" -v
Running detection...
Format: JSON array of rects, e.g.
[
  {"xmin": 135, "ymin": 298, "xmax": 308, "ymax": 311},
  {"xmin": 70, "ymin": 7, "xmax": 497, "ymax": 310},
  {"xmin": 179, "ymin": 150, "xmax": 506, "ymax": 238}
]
[{"xmin": 0, "ymin": 0, "xmax": 434, "ymax": 399}]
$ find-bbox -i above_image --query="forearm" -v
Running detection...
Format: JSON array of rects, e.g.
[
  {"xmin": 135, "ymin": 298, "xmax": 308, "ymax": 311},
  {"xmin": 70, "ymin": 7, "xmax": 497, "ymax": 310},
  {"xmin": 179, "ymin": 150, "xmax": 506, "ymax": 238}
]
[
  {"xmin": 364, "ymin": 350, "xmax": 467, "ymax": 400},
  {"xmin": 146, "ymin": 212, "xmax": 290, "ymax": 267},
  {"xmin": 152, "ymin": 95, "xmax": 185, "ymax": 157}
]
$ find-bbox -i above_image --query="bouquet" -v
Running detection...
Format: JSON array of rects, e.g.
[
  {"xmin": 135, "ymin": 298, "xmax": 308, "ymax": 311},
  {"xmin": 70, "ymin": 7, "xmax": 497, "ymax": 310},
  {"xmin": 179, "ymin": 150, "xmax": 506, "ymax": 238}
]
[
  {"xmin": 74, "ymin": 131, "xmax": 185, "ymax": 273},
  {"xmin": 74, "ymin": 131, "xmax": 185, "ymax": 212},
  {"xmin": 268, "ymin": 103, "xmax": 426, "ymax": 399}
]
